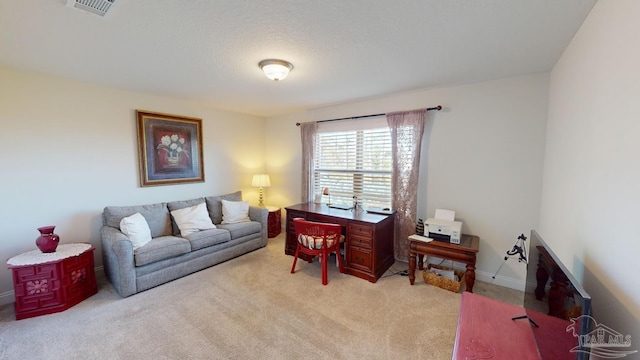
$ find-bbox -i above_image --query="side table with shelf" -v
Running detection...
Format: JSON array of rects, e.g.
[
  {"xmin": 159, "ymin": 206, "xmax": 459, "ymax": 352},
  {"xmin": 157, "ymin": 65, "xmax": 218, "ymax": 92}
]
[
  {"xmin": 7, "ymin": 243, "xmax": 98, "ymax": 320},
  {"xmin": 408, "ymin": 234, "xmax": 479, "ymax": 292}
]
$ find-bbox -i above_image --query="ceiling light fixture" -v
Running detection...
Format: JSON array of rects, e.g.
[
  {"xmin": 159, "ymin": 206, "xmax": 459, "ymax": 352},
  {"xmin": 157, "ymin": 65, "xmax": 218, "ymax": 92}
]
[{"xmin": 259, "ymin": 59, "xmax": 293, "ymax": 81}]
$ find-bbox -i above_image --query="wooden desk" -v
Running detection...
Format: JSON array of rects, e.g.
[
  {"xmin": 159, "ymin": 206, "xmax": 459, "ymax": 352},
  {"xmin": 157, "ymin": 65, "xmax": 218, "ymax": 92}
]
[
  {"xmin": 408, "ymin": 234, "xmax": 479, "ymax": 292},
  {"xmin": 285, "ymin": 202, "xmax": 394, "ymax": 283}
]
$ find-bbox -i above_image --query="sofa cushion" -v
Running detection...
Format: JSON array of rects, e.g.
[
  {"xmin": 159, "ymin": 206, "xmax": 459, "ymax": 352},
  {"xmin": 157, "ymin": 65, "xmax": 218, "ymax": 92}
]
[
  {"xmin": 183, "ymin": 228, "xmax": 231, "ymax": 251},
  {"xmin": 104, "ymin": 203, "xmax": 171, "ymax": 238},
  {"xmin": 170, "ymin": 202, "xmax": 216, "ymax": 237},
  {"xmin": 119, "ymin": 213, "xmax": 152, "ymax": 250},
  {"xmin": 167, "ymin": 197, "xmax": 206, "ymax": 235},
  {"xmin": 134, "ymin": 236, "xmax": 191, "ymax": 267},
  {"xmin": 205, "ymin": 191, "xmax": 242, "ymax": 224},
  {"xmin": 221, "ymin": 200, "xmax": 251, "ymax": 224},
  {"xmin": 297, "ymin": 233, "xmax": 345, "ymax": 249},
  {"xmin": 217, "ymin": 221, "xmax": 262, "ymax": 240}
]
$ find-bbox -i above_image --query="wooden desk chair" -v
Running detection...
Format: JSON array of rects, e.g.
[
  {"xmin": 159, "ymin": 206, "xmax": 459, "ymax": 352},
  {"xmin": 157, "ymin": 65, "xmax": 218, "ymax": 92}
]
[{"xmin": 290, "ymin": 218, "xmax": 344, "ymax": 285}]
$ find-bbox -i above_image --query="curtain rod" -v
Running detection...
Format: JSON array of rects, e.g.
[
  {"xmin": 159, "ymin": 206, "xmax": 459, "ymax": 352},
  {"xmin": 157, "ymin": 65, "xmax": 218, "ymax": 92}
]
[{"xmin": 295, "ymin": 105, "xmax": 442, "ymax": 126}]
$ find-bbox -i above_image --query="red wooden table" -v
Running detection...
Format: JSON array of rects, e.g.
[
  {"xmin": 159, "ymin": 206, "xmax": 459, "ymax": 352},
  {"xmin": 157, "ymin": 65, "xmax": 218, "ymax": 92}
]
[
  {"xmin": 266, "ymin": 206, "xmax": 281, "ymax": 238},
  {"xmin": 7, "ymin": 243, "xmax": 97, "ymax": 320}
]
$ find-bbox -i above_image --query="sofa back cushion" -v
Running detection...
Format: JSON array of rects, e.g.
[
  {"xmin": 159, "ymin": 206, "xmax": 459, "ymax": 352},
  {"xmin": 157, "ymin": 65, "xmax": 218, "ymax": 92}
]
[
  {"xmin": 205, "ymin": 191, "xmax": 242, "ymax": 224},
  {"xmin": 103, "ymin": 202, "xmax": 172, "ymax": 238}
]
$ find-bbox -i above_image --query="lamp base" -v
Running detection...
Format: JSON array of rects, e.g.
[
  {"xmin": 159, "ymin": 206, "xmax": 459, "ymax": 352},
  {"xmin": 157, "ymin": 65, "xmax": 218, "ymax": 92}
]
[{"xmin": 258, "ymin": 187, "xmax": 265, "ymax": 207}]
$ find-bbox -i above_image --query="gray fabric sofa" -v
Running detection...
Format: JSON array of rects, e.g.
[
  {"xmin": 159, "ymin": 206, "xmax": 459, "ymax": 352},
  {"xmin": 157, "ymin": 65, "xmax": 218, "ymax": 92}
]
[{"xmin": 100, "ymin": 191, "xmax": 268, "ymax": 297}]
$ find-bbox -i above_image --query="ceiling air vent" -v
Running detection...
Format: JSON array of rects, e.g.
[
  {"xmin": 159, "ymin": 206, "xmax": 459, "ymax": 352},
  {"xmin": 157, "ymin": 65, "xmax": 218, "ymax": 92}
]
[{"xmin": 70, "ymin": 0, "xmax": 116, "ymax": 17}]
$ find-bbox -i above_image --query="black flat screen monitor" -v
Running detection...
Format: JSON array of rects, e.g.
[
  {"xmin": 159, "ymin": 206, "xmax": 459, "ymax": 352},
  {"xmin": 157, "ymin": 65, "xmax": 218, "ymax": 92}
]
[{"xmin": 523, "ymin": 230, "xmax": 592, "ymax": 360}]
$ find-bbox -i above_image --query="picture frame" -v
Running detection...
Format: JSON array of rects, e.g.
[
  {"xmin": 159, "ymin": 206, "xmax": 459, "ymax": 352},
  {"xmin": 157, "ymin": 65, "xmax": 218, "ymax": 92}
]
[{"xmin": 136, "ymin": 110, "xmax": 204, "ymax": 187}]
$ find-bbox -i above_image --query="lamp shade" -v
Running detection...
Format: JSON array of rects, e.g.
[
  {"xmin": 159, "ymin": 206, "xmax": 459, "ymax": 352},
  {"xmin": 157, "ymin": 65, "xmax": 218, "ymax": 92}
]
[
  {"xmin": 252, "ymin": 174, "xmax": 271, "ymax": 187},
  {"xmin": 259, "ymin": 59, "xmax": 293, "ymax": 81}
]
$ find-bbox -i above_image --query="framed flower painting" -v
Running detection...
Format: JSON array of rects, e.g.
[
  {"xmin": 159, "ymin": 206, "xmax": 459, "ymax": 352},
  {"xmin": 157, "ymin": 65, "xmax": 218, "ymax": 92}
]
[{"xmin": 136, "ymin": 110, "xmax": 204, "ymax": 186}]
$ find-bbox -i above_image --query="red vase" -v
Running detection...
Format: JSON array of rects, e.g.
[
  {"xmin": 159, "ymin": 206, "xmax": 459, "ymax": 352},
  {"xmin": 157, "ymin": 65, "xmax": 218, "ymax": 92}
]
[{"xmin": 36, "ymin": 226, "xmax": 60, "ymax": 253}]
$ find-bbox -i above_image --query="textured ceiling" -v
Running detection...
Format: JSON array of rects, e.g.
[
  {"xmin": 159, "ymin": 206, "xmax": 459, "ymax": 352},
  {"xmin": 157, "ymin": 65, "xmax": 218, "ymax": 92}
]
[{"xmin": 0, "ymin": 0, "xmax": 596, "ymax": 117}]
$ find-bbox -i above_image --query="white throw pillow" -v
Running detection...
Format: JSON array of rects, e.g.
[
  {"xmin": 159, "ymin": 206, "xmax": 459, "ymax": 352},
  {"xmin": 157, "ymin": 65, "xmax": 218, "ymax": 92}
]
[
  {"xmin": 119, "ymin": 212, "xmax": 152, "ymax": 250},
  {"xmin": 171, "ymin": 202, "xmax": 216, "ymax": 237},
  {"xmin": 221, "ymin": 199, "xmax": 251, "ymax": 224}
]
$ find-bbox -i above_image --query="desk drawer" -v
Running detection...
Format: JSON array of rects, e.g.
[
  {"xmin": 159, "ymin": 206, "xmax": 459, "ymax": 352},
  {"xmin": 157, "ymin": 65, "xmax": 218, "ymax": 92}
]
[
  {"xmin": 348, "ymin": 234, "xmax": 372, "ymax": 249},
  {"xmin": 348, "ymin": 223, "xmax": 373, "ymax": 237},
  {"xmin": 287, "ymin": 210, "xmax": 307, "ymax": 221},
  {"xmin": 347, "ymin": 223, "xmax": 373, "ymax": 249},
  {"xmin": 286, "ymin": 210, "xmax": 307, "ymax": 232},
  {"xmin": 347, "ymin": 246, "xmax": 372, "ymax": 272},
  {"xmin": 308, "ymin": 214, "xmax": 348, "ymax": 227}
]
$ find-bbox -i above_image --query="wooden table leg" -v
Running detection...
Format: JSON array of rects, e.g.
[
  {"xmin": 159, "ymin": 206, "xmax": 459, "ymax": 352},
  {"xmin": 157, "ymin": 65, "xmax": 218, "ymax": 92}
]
[
  {"xmin": 409, "ymin": 249, "xmax": 417, "ymax": 285},
  {"xmin": 465, "ymin": 263, "xmax": 476, "ymax": 292},
  {"xmin": 417, "ymin": 254, "xmax": 424, "ymax": 270}
]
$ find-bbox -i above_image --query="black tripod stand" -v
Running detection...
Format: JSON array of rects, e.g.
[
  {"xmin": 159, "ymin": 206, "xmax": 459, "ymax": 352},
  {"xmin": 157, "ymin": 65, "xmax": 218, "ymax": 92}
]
[
  {"xmin": 492, "ymin": 234, "xmax": 539, "ymax": 327},
  {"xmin": 491, "ymin": 233, "xmax": 528, "ymax": 280}
]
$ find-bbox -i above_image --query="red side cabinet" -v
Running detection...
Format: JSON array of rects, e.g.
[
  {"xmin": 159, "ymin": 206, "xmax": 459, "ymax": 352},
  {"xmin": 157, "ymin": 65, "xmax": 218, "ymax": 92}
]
[
  {"xmin": 8, "ymin": 244, "xmax": 97, "ymax": 320},
  {"xmin": 266, "ymin": 206, "xmax": 281, "ymax": 238}
]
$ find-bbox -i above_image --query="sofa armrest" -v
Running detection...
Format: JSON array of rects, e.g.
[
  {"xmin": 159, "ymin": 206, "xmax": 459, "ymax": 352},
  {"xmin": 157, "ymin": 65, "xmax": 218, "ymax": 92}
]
[
  {"xmin": 249, "ymin": 206, "xmax": 269, "ymax": 246},
  {"xmin": 100, "ymin": 226, "xmax": 137, "ymax": 297}
]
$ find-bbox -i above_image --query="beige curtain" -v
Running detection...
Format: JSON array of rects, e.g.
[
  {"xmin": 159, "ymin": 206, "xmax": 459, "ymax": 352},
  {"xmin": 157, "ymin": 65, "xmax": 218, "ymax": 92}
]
[
  {"xmin": 386, "ymin": 109, "xmax": 427, "ymax": 261},
  {"xmin": 300, "ymin": 121, "xmax": 318, "ymax": 203}
]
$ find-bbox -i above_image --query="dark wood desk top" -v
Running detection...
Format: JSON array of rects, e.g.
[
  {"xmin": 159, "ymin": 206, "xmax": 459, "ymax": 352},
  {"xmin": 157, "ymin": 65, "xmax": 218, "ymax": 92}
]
[{"xmin": 285, "ymin": 202, "xmax": 393, "ymax": 224}]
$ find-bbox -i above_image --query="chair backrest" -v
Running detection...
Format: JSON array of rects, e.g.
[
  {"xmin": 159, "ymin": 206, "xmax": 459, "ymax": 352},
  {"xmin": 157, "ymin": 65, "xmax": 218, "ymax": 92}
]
[{"xmin": 293, "ymin": 218, "xmax": 342, "ymax": 250}]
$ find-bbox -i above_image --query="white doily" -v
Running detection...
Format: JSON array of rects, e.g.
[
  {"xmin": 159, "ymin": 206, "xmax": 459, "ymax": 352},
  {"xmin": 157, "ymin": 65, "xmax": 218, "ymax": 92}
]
[{"xmin": 7, "ymin": 243, "xmax": 93, "ymax": 266}]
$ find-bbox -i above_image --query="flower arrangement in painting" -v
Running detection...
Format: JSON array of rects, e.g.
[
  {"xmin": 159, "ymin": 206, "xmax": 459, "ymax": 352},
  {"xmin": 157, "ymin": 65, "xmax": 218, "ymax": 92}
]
[{"xmin": 157, "ymin": 134, "xmax": 190, "ymax": 165}]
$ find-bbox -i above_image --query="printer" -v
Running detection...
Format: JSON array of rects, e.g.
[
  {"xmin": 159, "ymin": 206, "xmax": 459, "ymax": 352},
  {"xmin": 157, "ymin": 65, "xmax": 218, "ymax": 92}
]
[{"xmin": 425, "ymin": 209, "xmax": 462, "ymax": 244}]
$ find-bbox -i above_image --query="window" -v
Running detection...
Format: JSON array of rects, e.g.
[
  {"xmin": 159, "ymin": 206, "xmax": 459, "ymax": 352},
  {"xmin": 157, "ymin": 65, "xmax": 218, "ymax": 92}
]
[{"xmin": 313, "ymin": 125, "xmax": 392, "ymax": 209}]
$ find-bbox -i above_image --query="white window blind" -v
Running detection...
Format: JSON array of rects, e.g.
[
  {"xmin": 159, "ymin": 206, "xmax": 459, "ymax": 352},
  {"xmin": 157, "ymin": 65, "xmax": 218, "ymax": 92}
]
[{"xmin": 313, "ymin": 125, "xmax": 392, "ymax": 208}]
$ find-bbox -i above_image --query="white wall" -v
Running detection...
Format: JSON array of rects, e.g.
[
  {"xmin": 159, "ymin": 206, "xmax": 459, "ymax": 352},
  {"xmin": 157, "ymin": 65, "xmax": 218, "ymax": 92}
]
[
  {"xmin": 266, "ymin": 73, "xmax": 549, "ymax": 290},
  {"xmin": 0, "ymin": 66, "xmax": 266, "ymax": 304},
  {"xmin": 541, "ymin": 0, "xmax": 640, "ymax": 345}
]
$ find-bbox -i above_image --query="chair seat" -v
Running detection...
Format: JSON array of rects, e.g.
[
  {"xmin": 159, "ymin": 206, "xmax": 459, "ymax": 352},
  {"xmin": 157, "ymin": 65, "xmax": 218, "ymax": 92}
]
[
  {"xmin": 290, "ymin": 218, "xmax": 344, "ymax": 285},
  {"xmin": 297, "ymin": 233, "xmax": 345, "ymax": 249}
]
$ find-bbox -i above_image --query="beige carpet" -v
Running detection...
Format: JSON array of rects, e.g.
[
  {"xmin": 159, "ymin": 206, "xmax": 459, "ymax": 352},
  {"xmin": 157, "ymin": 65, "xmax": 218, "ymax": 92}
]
[{"xmin": 0, "ymin": 234, "xmax": 522, "ymax": 360}]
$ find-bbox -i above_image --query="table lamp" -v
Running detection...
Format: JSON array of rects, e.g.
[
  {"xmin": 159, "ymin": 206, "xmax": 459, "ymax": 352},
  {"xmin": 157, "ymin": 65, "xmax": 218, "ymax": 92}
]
[
  {"xmin": 322, "ymin": 187, "xmax": 331, "ymax": 205},
  {"xmin": 252, "ymin": 174, "xmax": 271, "ymax": 207}
]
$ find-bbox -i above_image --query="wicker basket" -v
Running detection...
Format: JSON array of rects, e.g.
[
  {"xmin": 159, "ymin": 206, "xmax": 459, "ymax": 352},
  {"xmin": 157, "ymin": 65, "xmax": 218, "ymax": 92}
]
[{"xmin": 422, "ymin": 264, "xmax": 465, "ymax": 293}]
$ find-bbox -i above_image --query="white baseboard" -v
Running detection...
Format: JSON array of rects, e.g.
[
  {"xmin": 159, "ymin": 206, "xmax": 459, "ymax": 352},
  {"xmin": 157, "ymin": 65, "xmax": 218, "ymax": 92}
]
[
  {"xmin": 0, "ymin": 290, "xmax": 14, "ymax": 306},
  {"xmin": 475, "ymin": 269, "xmax": 526, "ymax": 292},
  {"xmin": 0, "ymin": 266, "xmax": 104, "ymax": 307}
]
